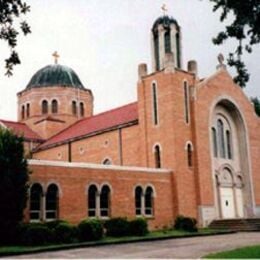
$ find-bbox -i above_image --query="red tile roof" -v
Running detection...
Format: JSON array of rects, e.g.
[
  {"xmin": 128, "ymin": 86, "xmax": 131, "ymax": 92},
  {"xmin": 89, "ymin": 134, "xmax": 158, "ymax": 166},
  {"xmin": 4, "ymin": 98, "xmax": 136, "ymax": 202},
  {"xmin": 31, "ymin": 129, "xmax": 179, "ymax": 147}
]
[
  {"xmin": 0, "ymin": 119, "xmax": 43, "ymax": 141},
  {"xmin": 38, "ymin": 102, "xmax": 138, "ymax": 150}
]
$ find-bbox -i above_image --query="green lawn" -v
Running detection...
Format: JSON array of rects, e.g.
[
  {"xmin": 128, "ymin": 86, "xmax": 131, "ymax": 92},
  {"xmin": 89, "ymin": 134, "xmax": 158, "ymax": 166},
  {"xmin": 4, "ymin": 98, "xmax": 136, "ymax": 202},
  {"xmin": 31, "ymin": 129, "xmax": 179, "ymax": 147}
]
[
  {"xmin": 0, "ymin": 228, "xmax": 230, "ymax": 256},
  {"xmin": 204, "ymin": 245, "xmax": 260, "ymax": 259}
]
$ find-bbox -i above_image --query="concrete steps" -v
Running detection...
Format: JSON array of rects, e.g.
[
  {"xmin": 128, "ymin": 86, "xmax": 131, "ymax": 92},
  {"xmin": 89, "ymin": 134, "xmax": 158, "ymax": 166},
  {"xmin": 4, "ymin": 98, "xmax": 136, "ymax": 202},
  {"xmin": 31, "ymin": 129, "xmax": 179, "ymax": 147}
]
[{"xmin": 209, "ymin": 218, "xmax": 260, "ymax": 231}]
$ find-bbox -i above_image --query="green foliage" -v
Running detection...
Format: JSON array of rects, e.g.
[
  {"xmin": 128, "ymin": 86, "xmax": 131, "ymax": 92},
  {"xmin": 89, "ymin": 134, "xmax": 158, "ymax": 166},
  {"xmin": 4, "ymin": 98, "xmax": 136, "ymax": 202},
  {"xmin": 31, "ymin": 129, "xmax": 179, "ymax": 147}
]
[
  {"xmin": 0, "ymin": 128, "xmax": 29, "ymax": 245},
  {"xmin": 204, "ymin": 244, "xmax": 260, "ymax": 259},
  {"xmin": 54, "ymin": 222, "xmax": 77, "ymax": 244},
  {"xmin": 208, "ymin": 0, "xmax": 260, "ymax": 87},
  {"xmin": 78, "ymin": 219, "xmax": 103, "ymax": 241},
  {"xmin": 45, "ymin": 220, "xmax": 68, "ymax": 230},
  {"xmin": 0, "ymin": 0, "xmax": 31, "ymax": 76},
  {"xmin": 104, "ymin": 217, "xmax": 130, "ymax": 237},
  {"xmin": 129, "ymin": 218, "xmax": 149, "ymax": 236},
  {"xmin": 251, "ymin": 97, "xmax": 260, "ymax": 117},
  {"xmin": 20, "ymin": 223, "xmax": 55, "ymax": 246},
  {"xmin": 174, "ymin": 215, "xmax": 198, "ymax": 232}
]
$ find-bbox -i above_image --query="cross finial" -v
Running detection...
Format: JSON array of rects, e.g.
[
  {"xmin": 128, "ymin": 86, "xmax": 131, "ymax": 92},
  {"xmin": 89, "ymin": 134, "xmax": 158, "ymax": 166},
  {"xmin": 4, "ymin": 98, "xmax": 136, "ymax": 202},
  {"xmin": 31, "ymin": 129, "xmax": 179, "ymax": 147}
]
[
  {"xmin": 161, "ymin": 4, "xmax": 168, "ymax": 15},
  {"xmin": 52, "ymin": 51, "xmax": 60, "ymax": 64}
]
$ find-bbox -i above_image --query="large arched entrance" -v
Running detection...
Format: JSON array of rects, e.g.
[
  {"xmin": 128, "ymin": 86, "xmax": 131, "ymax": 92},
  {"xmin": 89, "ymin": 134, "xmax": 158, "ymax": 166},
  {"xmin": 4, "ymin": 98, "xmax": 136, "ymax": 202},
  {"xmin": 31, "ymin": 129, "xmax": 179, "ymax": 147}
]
[
  {"xmin": 210, "ymin": 98, "xmax": 254, "ymax": 219},
  {"xmin": 216, "ymin": 167, "xmax": 244, "ymax": 218}
]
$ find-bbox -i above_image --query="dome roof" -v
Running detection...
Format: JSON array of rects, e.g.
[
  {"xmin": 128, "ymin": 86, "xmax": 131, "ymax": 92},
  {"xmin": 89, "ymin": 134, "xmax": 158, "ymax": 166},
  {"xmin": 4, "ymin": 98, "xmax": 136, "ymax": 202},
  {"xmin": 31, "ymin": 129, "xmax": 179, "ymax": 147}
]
[
  {"xmin": 26, "ymin": 64, "xmax": 85, "ymax": 90},
  {"xmin": 152, "ymin": 15, "xmax": 179, "ymax": 33}
]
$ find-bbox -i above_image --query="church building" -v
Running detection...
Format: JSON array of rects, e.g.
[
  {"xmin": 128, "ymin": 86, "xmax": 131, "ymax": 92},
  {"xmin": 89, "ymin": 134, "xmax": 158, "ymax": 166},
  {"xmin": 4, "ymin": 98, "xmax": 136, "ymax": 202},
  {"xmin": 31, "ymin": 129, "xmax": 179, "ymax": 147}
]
[{"xmin": 1, "ymin": 13, "xmax": 260, "ymax": 229}]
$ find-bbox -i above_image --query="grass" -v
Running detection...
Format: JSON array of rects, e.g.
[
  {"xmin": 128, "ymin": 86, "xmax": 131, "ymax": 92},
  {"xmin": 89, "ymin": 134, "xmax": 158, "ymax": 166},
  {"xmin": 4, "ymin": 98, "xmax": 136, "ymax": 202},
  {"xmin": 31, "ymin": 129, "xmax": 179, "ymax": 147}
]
[
  {"xmin": 204, "ymin": 245, "xmax": 260, "ymax": 259},
  {"xmin": 0, "ymin": 228, "xmax": 232, "ymax": 256}
]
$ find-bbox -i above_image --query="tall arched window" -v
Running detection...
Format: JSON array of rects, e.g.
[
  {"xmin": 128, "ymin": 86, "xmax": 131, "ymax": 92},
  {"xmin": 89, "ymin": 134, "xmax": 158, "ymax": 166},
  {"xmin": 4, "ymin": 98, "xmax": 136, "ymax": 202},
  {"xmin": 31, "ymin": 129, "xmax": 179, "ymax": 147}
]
[
  {"xmin": 226, "ymin": 130, "xmax": 232, "ymax": 159},
  {"xmin": 51, "ymin": 100, "xmax": 58, "ymax": 114},
  {"xmin": 154, "ymin": 145, "xmax": 161, "ymax": 168},
  {"xmin": 30, "ymin": 183, "xmax": 43, "ymax": 221},
  {"xmin": 88, "ymin": 185, "xmax": 98, "ymax": 217},
  {"xmin": 72, "ymin": 101, "xmax": 77, "ymax": 115},
  {"xmin": 45, "ymin": 184, "xmax": 59, "ymax": 220},
  {"xmin": 187, "ymin": 143, "xmax": 193, "ymax": 167},
  {"xmin": 217, "ymin": 119, "xmax": 225, "ymax": 158},
  {"xmin": 21, "ymin": 105, "xmax": 25, "ymax": 120},
  {"xmin": 135, "ymin": 186, "xmax": 143, "ymax": 216},
  {"xmin": 184, "ymin": 81, "xmax": 190, "ymax": 124},
  {"xmin": 26, "ymin": 103, "xmax": 30, "ymax": 118},
  {"xmin": 80, "ymin": 102, "xmax": 84, "ymax": 117},
  {"xmin": 164, "ymin": 30, "xmax": 171, "ymax": 53},
  {"xmin": 100, "ymin": 185, "xmax": 110, "ymax": 217},
  {"xmin": 176, "ymin": 32, "xmax": 181, "ymax": 68},
  {"xmin": 154, "ymin": 34, "xmax": 160, "ymax": 71},
  {"xmin": 42, "ymin": 100, "xmax": 48, "ymax": 114},
  {"xmin": 212, "ymin": 127, "xmax": 218, "ymax": 157},
  {"xmin": 152, "ymin": 82, "xmax": 159, "ymax": 125},
  {"xmin": 145, "ymin": 187, "xmax": 154, "ymax": 216}
]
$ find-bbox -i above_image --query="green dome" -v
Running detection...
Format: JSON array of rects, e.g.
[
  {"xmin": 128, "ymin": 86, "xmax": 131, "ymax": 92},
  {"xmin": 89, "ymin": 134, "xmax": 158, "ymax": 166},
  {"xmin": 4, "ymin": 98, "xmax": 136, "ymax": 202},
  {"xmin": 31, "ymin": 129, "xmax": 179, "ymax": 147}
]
[
  {"xmin": 152, "ymin": 15, "xmax": 179, "ymax": 33},
  {"xmin": 26, "ymin": 64, "xmax": 85, "ymax": 89}
]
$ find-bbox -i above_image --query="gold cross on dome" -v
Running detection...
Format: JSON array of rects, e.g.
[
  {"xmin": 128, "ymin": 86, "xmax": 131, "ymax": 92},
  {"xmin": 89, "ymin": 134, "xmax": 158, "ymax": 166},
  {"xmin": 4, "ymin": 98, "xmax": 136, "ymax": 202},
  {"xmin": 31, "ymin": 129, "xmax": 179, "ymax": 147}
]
[
  {"xmin": 52, "ymin": 51, "xmax": 60, "ymax": 64},
  {"xmin": 161, "ymin": 4, "xmax": 168, "ymax": 15}
]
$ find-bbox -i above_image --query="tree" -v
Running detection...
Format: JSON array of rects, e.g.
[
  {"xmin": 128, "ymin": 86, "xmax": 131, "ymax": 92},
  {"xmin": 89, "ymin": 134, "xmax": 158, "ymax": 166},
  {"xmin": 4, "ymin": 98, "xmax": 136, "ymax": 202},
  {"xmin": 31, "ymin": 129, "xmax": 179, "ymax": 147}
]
[
  {"xmin": 207, "ymin": 0, "xmax": 260, "ymax": 87},
  {"xmin": 0, "ymin": 128, "xmax": 29, "ymax": 244},
  {"xmin": 251, "ymin": 96, "xmax": 260, "ymax": 116},
  {"xmin": 0, "ymin": 0, "xmax": 31, "ymax": 76}
]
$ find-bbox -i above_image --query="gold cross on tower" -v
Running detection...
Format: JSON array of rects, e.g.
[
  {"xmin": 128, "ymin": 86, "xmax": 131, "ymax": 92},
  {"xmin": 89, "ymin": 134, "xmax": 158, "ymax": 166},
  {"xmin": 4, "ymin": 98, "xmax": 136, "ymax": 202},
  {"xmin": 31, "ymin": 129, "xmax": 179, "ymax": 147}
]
[
  {"xmin": 52, "ymin": 51, "xmax": 60, "ymax": 64},
  {"xmin": 161, "ymin": 4, "xmax": 168, "ymax": 15}
]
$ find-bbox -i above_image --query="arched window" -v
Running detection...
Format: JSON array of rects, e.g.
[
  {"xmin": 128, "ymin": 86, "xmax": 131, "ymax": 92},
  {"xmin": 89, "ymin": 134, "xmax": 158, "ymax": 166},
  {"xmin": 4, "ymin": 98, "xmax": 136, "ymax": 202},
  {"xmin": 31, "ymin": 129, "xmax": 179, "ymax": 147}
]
[
  {"xmin": 100, "ymin": 185, "xmax": 110, "ymax": 217},
  {"xmin": 154, "ymin": 145, "xmax": 161, "ymax": 168},
  {"xmin": 145, "ymin": 187, "xmax": 154, "ymax": 216},
  {"xmin": 88, "ymin": 185, "xmax": 98, "ymax": 217},
  {"xmin": 154, "ymin": 34, "xmax": 160, "ymax": 71},
  {"xmin": 30, "ymin": 183, "xmax": 43, "ymax": 221},
  {"xmin": 72, "ymin": 101, "xmax": 77, "ymax": 115},
  {"xmin": 51, "ymin": 100, "xmax": 58, "ymax": 114},
  {"xmin": 135, "ymin": 186, "xmax": 143, "ymax": 216},
  {"xmin": 80, "ymin": 102, "xmax": 84, "ymax": 117},
  {"xmin": 21, "ymin": 105, "xmax": 25, "ymax": 120},
  {"xmin": 164, "ymin": 30, "xmax": 171, "ymax": 53},
  {"xmin": 42, "ymin": 100, "xmax": 48, "ymax": 114},
  {"xmin": 226, "ymin": 130, "xmax": 232, "ymax": 159},
  {"xmin": 184, "ymin": 81, "xmax": 190, "ymax": 124},
  {"xmin": 187, "ymin": 143, "xmax": 193, "ymax": 167},
  {"xmin": 212, "ymin": 127, "xmax": 218, "ymax": 157},
  {"xmin": 152, "ymin": 82, "xmax": 159, "ymax": 125},
  {"xmin": 176, "ymin": 32, "xmax": 181, "ymax": 68},
  {"xmin": 103, "ymin": 158, "xmax": 112, "ymax": 165},
  {"xmin": 26, "ymin": 103, "xmax": 30, "ymax": 118},
  {"xmin": 217, "ymin": 119, "xmax": 225, "ymax": 158},
  {"xmin": 45, "ymin": 184, "xmax": 59, "ymax": 220}
]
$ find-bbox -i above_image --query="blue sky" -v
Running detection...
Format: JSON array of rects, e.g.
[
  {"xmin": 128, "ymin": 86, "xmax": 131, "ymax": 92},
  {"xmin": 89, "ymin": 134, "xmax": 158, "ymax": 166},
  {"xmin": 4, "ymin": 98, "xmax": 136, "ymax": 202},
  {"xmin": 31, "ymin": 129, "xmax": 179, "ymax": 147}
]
[{"xmin": 0, "ymin": 0, "xmax": 259, "ymax": 120}]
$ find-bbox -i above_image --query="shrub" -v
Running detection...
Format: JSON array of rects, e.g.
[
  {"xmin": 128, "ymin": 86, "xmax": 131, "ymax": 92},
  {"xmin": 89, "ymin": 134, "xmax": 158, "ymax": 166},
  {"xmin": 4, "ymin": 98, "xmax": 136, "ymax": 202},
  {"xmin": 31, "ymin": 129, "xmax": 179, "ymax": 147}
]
[
  {"xmin": 104, "ymin": 217, "xmax": 130, "ymax": 237},
  {"xmin": 21, "ymin": 223, "xmax": 55, "ymax": 246},
  {"xmin": 129, "ymin": 218, "xmax": 149, "ymax": 236},
  {"xmin": 78, "ymin": 219, "xmax": 103, "ymax": 241},
  {"xmin": 174, "ymin": 215, "xmax": 198, "ymax": 232},
  {"xmin": 54, "ymin": 222, "xmax": 77, "ymax": 243},
  {"xmin": 45, "ymin": 220, "xmax": 68, "ymax": 230}
]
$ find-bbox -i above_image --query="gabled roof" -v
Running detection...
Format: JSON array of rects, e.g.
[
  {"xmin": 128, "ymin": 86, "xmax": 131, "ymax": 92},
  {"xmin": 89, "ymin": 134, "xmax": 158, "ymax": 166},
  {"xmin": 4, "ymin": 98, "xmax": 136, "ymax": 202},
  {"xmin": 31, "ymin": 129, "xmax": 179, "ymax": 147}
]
[
  {"xmin": 0, "ymin": 119, "xmax": 43, "ymax": 141},
  {"xmin": 37, "ymin": 102, "xmax": 138, "ymax": 151}
]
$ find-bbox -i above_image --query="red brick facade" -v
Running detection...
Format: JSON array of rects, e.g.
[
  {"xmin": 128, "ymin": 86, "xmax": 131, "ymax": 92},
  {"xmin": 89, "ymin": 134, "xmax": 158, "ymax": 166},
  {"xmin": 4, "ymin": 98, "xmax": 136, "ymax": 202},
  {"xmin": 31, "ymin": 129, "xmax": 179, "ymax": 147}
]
[{"xmin": 3, "ymin": 14, "xmax": 259, "ymax": 229}]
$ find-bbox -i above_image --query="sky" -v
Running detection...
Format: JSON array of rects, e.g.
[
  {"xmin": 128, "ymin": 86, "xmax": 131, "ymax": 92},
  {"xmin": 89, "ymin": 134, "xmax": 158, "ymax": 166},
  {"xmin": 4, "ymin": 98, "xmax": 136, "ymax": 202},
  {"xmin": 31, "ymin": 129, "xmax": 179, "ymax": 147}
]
[{"xmin": 0, "ymin": 0, "xmax": 259, "ymax": 121}]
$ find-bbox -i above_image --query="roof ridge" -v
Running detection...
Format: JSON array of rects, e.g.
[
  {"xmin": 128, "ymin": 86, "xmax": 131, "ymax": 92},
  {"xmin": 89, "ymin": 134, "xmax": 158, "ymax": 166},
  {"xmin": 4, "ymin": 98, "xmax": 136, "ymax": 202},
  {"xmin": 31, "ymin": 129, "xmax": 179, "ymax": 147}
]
[
  {"xmin": 40, "ymin": 101, "xmax": 138, "ymax": 146},
  {"xmin": 0, "ymin": 119, "xmax": 26, "ymax": 125}
]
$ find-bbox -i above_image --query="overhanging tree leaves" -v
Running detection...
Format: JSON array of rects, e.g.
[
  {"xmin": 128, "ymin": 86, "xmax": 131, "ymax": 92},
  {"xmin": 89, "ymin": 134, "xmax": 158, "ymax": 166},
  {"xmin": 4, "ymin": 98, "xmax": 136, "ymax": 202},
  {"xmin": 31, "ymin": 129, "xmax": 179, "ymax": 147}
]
[
  {"xmin": 208, "ymin": 0, "xmax": 260, "ymax": 87},
  {"xmin": 0, "ymin": 0, "xmax": 31, "ymax": 76},
  {"xmin": 0, "ymin": 128, "xmax": 29, "ymax": 244}
]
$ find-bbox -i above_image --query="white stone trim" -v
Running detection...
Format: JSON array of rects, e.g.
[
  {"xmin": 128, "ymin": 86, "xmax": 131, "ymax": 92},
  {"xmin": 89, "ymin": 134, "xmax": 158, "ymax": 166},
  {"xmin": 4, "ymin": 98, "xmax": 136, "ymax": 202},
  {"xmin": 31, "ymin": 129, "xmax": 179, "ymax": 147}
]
[{"xmin": 28, "ymin": 159, "xmax": 172, "ymax": 174}]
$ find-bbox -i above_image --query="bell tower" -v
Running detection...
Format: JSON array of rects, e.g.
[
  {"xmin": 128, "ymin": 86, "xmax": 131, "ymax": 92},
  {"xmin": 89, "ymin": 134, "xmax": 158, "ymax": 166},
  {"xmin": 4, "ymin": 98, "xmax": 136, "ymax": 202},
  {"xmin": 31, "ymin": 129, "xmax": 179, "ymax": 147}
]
[{"xmin": 151, "ymin": 8, "xmax": 182, "ymax": 71}]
